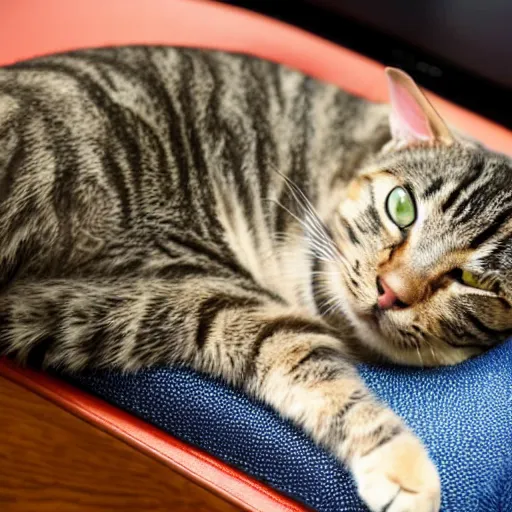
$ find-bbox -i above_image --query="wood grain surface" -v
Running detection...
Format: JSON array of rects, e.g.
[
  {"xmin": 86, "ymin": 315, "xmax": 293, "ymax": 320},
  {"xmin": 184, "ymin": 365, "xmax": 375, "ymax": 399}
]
[{"xmin": 0, "ymin": 376, "xmax": 241, "ymax": 512}]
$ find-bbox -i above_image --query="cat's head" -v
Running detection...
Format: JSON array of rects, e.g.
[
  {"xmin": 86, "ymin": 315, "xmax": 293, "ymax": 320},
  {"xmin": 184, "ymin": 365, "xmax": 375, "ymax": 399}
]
[{"xmin": 328, "ymin": 68, "xmax": 512, "ymax": 366}]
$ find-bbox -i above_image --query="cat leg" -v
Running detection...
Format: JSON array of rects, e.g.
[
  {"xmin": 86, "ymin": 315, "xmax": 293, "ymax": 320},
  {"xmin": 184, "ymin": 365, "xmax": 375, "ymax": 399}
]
[
  {"xmin": 236, "ymin": 313, "xmax": 441, "ymax": 512},
  {"xmin": 0, "ymin": 276, "xmax": 440, "ymax": 511}
]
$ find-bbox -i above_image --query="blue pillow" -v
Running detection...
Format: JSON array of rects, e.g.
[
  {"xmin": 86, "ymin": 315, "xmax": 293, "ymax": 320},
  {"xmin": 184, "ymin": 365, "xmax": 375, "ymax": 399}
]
[{"xmin": 68, "ymin": 337, "xmax": 512, "ymax": 512}]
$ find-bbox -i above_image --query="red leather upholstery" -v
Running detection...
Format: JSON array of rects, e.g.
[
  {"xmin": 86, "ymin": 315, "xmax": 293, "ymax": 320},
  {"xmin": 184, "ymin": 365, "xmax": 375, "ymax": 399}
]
[{"xmin": 0, "ymin": 1, "xmax": 510, "ymax": 510}]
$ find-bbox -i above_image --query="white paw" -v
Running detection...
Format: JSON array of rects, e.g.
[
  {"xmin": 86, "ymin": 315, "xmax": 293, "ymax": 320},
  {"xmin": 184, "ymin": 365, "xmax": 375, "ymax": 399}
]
[{"xmin": 351, "ymin": 432, "xmax": 441, "ymax": 512}]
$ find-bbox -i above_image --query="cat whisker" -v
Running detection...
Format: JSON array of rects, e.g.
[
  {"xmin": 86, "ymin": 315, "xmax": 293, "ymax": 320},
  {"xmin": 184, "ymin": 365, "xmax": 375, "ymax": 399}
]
[
  {"xmin": 313, "ymin": 283, "xmax": 344, "ymax": 316},
  {"xmin": 423, "ymin": 337, "xmax": 439, "ymax": 364},
  {"xmin": 321, "ymin": 297, "xmax": 343, "ymax": 317},
  {"xmin": 271, "ymin": 166, "xmax": 328, "ymax": 226},
  {"xmin": 415, "ymin": 346, "xmax": 425, "ymax": 367},
  {"xmin": 269, "ymin": 166, "xmax": 345, "ymax": 263},
  {"xmin": 266, "ymin": 195, "xmax": 351, "ymax": 274},
  {"xmin": 267, "ymin": 198, "xmax": 335, "ymax": 259}
]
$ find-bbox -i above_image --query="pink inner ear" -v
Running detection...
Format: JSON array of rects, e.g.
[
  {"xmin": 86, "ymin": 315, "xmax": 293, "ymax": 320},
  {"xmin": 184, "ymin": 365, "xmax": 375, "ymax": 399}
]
[{"xmin": 388, "ymin": 79, "xmax": 433, "ymax": 141}]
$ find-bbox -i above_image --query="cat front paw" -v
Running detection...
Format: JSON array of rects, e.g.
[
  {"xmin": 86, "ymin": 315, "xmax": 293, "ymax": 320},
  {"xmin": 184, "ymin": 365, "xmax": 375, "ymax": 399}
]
[{"xmin": 351, "ymin": 431, "xmax": 440, "ymax": 512}]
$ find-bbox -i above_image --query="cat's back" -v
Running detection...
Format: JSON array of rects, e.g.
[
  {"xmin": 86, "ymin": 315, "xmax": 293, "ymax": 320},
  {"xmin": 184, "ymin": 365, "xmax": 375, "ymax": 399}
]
[
  {"xmin": 0, "ymin": 46, "xmax": 338, "ymax": 139},
  {"xmin": 0, "ymin": 47, "xmax": 388, "ymax": 242},
  {"xmin": 0, "ymin": 46, "xmax": 370, "ymax": 173}
]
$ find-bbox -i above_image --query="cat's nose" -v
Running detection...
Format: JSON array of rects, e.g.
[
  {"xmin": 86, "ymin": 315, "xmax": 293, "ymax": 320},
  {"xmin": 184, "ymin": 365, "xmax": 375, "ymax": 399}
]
[{"xmin": 376, "ymin": 276, "xmax": 409, "ymax": 310}]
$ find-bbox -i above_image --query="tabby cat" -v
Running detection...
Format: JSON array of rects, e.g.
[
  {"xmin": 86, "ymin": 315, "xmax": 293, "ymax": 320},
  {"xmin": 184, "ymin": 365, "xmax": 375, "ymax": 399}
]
[{"xmin": 1, "ymin": 47, "xmax": 511, "ymax": 512}]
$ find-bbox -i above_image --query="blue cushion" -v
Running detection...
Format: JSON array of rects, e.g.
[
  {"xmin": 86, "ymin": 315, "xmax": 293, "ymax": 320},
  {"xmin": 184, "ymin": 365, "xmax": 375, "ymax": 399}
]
[{"xmin": 67, "ymin": 337, "xmax": 512, "ymax": 512}]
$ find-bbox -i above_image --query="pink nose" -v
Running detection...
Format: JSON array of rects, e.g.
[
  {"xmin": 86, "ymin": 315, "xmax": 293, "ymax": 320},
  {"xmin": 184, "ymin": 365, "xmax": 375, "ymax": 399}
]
[{"xmin": 377, "ymin": 277, "xmax": 401, "ymax": 310}]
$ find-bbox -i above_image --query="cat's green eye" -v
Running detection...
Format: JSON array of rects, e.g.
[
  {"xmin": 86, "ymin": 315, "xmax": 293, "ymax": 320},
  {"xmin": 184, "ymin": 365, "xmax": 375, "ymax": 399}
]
[
  {"xmin": 461, "ymin": 270, "xmax": 490, "ymax": 291},
  {"xmin": 386, "ymin": 186, "xmax": 416, "ymax": 228}
]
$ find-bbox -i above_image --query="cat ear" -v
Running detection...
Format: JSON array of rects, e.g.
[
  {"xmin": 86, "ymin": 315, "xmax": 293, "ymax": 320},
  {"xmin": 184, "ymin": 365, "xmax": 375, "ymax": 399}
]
[{"xmin": 385, "ymin": 67, "xmax": 454, "ymax": 146}]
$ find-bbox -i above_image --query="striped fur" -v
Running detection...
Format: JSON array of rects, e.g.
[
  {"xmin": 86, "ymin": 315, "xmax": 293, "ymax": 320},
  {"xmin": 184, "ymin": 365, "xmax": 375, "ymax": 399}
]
[{"xmin": 0, "ymin": 46, "xmax": 510, "ymax": 511}]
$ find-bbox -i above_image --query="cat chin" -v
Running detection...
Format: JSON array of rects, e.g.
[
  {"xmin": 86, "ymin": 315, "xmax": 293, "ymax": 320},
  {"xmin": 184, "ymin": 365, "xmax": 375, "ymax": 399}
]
[{"xmin": 345, "ymin": 308, "xmax": 481, "ymax": 367}]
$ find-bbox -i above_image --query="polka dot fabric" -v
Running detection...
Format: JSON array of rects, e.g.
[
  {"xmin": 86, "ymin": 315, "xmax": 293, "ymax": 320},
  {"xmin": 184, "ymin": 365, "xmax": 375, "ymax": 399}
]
[{"xmin": 68, "ymin": 338, "xmax": 512, "ymax": 512}]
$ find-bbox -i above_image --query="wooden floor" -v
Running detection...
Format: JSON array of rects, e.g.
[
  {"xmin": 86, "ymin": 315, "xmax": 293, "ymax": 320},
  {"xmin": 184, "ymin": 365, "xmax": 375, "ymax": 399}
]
[{"xmin": 0, "ymin": 376, "xmax": 241, "ymax": 512}]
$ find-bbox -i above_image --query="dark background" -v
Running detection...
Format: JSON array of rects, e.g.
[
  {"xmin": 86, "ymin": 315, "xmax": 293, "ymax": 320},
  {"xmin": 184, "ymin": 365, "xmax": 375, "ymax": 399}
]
[{"xmin": 218, "ymin": 0, "xmax": 512, "ymax": 129}]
